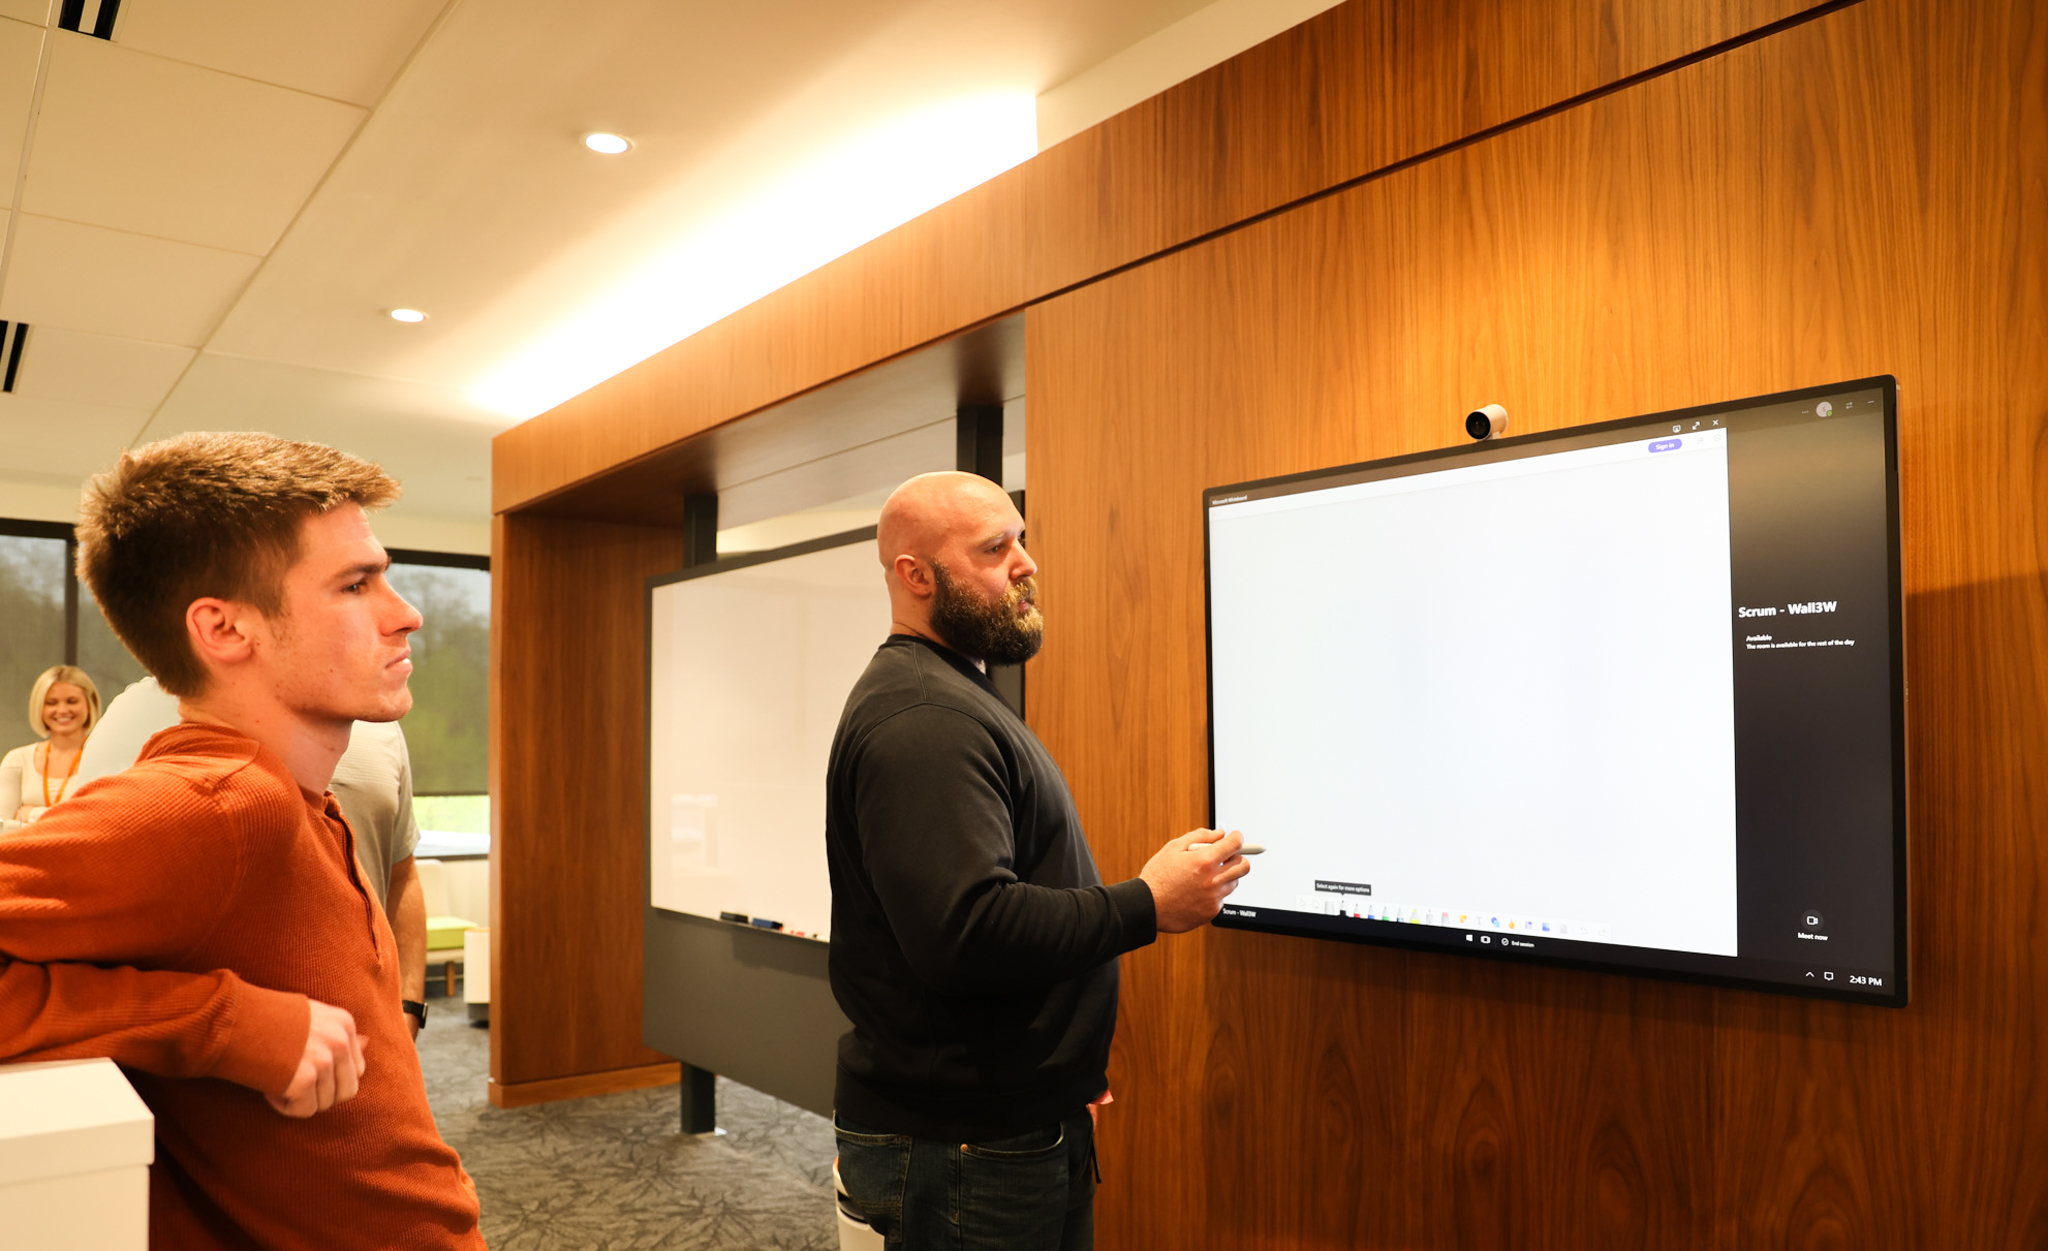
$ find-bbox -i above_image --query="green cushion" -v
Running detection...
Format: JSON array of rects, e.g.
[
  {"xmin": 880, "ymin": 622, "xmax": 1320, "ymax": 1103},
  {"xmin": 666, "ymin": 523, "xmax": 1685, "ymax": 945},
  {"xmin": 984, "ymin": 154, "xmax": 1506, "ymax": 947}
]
[{"xmin": 426, "ymin": 915, "xmax": 476, "ymax": 951}]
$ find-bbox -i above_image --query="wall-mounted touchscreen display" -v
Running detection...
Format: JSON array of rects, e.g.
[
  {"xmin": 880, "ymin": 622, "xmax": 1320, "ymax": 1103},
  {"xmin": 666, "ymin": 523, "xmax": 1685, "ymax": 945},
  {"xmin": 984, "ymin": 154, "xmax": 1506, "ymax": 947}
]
[{"xmin": 1204, "ymin": 378, "xmax": 1905, "ymax": 1005}]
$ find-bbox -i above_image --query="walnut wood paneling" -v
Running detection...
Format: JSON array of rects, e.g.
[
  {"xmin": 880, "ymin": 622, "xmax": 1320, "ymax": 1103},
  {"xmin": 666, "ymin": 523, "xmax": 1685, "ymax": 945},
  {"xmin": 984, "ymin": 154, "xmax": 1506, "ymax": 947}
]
[
  {"xmin": 490, "ymin": 512, "xmax": 684, "ymax": 1087},
  {"xmin": 486, "ymin": 1060, "xmax": 680, "ymax": 1109},
  {"xmin": 1026, "ymin": 0, "xmax": 2046, "ymax": 1244},
  {"xmin": 493, "ymin": 0, "xmax": 1831, "ymax": 516}
]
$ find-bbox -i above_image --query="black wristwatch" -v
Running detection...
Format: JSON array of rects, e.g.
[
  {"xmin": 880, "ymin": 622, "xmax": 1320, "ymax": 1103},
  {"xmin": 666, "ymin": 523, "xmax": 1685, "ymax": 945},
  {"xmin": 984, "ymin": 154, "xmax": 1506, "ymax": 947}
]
[{"xmin": 402, "ymin": 999, "xmax": 428, "ymax": 1032}]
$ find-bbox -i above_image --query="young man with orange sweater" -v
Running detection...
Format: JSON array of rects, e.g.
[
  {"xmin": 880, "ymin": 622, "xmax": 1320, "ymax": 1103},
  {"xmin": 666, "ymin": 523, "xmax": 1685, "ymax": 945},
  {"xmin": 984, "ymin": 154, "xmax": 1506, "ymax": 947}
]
[{"xmin": 0, "ymin": 433, "xmax": 484, "ymax": 1249}]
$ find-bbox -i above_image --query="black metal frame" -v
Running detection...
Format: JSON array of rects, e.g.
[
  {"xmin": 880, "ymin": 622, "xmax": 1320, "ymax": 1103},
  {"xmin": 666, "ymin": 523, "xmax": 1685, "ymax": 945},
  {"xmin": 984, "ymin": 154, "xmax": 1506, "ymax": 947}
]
[
  {"xmin": 385, "ymin": 548, "xmax": 490, "ymax": 572},
  {"xmin": 1201, "ymin": 376, "xmax": 1908, "ymax": 1008}
]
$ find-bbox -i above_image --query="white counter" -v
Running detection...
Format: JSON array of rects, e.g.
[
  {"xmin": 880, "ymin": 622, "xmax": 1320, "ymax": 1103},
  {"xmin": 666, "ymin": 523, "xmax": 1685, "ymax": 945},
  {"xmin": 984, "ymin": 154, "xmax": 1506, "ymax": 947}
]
[{"xmin": 0, "ymin": 1058, "xmax": 153, "ymax": 1249}]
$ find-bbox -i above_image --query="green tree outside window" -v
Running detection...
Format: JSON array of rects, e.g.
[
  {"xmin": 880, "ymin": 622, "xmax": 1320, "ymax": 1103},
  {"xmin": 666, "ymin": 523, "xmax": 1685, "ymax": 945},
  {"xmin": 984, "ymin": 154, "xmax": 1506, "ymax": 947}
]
[{"xmin": 386, "ymin": 561, "xmax": 489, "ymax": 797}]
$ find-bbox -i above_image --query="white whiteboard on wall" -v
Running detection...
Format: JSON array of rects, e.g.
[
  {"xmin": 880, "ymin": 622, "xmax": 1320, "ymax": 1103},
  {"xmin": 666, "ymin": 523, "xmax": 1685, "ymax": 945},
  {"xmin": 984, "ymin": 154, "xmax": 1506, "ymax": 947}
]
[{"xmin": 647, "ymin": 531, "xmax": 887, "ymax": 940}]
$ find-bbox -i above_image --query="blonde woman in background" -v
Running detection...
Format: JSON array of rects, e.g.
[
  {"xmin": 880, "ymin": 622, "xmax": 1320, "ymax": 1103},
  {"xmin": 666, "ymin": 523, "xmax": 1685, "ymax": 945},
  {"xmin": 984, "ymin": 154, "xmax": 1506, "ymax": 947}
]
[{"xmin": 1, "ymin": 664, "xmax": 101, "ymax": 829}]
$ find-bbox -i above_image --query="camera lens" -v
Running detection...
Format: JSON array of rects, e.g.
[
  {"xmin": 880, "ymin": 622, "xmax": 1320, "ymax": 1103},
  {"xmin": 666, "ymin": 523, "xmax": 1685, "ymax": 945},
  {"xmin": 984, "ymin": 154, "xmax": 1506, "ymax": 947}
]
[{"xmin": 1465, "ymin": 411, "xmax": 1491, "ymax": 440}]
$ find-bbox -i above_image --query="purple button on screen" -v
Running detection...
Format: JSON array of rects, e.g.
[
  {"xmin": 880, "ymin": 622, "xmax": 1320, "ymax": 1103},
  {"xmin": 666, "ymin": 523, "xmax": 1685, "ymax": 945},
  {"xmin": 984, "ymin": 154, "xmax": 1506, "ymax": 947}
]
[{"xmin": 1648, "ymin": 438, "xmax": 1683, "ymax": 453}]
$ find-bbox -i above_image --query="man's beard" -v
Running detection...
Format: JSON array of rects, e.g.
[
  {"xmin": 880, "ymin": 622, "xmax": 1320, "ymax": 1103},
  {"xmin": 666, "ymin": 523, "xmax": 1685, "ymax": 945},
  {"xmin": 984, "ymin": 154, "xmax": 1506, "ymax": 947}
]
[{"xmin": 929, "ymin": 562, "xmax": 1043, "ymax": 665}]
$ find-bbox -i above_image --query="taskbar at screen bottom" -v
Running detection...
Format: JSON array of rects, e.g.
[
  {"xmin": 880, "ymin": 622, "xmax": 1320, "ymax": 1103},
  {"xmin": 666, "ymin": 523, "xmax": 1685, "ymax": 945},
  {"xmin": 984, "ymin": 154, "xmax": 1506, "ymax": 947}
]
[{"xmin": 1214, "ymin": 904, "xmax": 1904, "ymax": 1006}]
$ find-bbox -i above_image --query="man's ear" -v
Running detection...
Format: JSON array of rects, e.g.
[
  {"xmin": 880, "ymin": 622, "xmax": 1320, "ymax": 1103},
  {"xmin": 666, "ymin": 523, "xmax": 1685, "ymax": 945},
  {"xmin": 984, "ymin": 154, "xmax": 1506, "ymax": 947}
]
[
  {"xmin": 185, "ymin": 598, "xmax": 262, "ymax": 673},
  {"xmin": 891, "ymin": 554, "xmax": 935, "ymax": 600}
]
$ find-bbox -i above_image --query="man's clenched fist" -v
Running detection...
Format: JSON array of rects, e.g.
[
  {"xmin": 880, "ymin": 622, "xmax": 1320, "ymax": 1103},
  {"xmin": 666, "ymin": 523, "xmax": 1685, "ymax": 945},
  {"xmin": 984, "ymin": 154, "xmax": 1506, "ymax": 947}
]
[{"xmin": 267, "ymin": 999, "xmax": 367, "ymax": 1118}]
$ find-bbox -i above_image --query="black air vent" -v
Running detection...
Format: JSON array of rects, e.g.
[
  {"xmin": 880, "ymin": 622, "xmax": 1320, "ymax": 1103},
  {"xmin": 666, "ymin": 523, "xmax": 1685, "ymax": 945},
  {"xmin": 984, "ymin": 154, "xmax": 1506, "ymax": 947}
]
[
  {"xmin": 57, "ymin": 0, "xmax": 121, "ymax": 39},
  {"xmin": 0, "ymin": 321, "xmax": 28, "ymax": 392}
]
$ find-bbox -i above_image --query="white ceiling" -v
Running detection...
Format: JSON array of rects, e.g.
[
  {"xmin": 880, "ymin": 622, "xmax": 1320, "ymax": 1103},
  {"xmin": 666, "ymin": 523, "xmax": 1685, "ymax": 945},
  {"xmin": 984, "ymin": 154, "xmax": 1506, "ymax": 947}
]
[{"xmin": 0, "ymin": 0, "xmax": 1327, "ymax": 552}]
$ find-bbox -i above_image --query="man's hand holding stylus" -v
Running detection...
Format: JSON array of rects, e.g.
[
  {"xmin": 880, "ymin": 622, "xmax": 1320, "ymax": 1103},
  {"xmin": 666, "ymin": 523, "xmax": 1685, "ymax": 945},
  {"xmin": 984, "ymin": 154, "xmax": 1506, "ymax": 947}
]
[{"xmin": 1142, "ymin": 828, "xmax": 1252, "ymax": 932}]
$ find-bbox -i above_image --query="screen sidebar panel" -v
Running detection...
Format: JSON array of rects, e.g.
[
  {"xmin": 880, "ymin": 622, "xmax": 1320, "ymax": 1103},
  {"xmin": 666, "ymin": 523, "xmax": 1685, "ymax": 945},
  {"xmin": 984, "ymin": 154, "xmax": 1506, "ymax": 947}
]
[
  {"xmin": 1203, "ymin": 378, "xmax": 1905, "ymax": 1006},
  {"xmin": 1725, "ymin": 388, "xmax": 1905, "ymax": 1001}
]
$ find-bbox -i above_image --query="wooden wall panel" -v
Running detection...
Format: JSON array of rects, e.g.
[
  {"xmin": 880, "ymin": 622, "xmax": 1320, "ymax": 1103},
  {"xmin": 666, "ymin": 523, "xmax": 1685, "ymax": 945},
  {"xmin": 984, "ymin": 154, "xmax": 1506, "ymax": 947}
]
[
  {"xmin": 489, "ymin": 513, "xmax": 684, "ymax": 1091},
  {"xmin": 493, "ymin": 0, "xmax": 1829, "ymax": 517},
  {"xmin": 1026, "ymin": 0, "xmax": 2046, "ymax": 1244}
]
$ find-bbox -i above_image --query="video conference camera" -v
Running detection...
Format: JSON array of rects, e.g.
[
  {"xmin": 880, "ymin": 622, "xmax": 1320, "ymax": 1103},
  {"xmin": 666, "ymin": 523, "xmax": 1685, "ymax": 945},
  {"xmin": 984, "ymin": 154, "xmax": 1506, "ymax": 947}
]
[{"xmin": 1465, "ymin": 404, "xmax": 1509, "ymax": 441}]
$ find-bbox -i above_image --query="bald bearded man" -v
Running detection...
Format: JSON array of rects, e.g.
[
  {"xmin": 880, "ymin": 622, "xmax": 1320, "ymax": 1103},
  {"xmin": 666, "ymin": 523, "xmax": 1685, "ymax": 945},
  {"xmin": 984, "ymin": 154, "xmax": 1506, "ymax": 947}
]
[{"xmin": 826, "ymin": 472, "xmax": 1249, "ymax": 1250}]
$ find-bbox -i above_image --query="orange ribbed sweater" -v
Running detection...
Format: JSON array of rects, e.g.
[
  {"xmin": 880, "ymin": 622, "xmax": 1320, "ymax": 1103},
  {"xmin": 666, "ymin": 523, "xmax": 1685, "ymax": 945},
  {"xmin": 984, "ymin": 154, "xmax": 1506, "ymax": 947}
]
[{"xmin": 0, "ymin": 723, "xmax": 483, "ymax": 1250}]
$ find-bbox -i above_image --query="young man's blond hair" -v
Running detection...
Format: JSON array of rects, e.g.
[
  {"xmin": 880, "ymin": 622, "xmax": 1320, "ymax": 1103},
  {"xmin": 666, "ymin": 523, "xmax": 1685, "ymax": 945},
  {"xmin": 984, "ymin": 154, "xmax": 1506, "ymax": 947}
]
[{"xmin": 77, "ymin": 432, "xmax": 400, "ymax": 697}]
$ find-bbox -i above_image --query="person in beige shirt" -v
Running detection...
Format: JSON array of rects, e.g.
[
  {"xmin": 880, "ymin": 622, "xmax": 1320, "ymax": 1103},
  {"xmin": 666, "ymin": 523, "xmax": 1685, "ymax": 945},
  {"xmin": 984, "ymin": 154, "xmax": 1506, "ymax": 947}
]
[{"xmin": 77, "ymin": 676, "xmax": 431, "ymax": 1036}]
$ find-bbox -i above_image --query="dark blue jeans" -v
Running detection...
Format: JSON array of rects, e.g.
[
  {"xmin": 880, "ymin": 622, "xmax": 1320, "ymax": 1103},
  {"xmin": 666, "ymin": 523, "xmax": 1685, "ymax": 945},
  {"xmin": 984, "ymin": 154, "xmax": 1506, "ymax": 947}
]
[{"xmin": 834, "ymin": 1110, "xmax": 1096, "ymax": 1250}]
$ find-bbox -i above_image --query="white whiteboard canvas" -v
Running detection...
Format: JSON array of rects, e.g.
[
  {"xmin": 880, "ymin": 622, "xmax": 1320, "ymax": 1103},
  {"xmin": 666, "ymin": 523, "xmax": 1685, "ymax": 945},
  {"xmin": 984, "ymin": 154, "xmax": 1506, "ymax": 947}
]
[{"xmin": 647, "ymin": 532, "xmax": 888, "ymax": 939}]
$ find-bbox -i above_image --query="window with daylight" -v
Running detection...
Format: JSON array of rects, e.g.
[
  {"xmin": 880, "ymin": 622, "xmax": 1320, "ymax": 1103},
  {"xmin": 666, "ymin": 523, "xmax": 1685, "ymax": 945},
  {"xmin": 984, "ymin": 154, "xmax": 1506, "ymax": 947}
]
[
  {"xmin": 385, "ymin": 553, "xmax": 490, "ymax": 832},
  {"xmin": 0, "ymin": 526, "xmax": 68, "ymax": 742}
]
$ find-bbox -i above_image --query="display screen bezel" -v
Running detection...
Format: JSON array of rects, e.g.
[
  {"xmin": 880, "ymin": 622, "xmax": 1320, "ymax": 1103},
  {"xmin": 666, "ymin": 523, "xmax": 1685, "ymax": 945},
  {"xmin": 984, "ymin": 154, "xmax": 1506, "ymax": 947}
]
[{"xmin": 1201, "ymin": 377, "xmax": 1907, "ymax": 1007}]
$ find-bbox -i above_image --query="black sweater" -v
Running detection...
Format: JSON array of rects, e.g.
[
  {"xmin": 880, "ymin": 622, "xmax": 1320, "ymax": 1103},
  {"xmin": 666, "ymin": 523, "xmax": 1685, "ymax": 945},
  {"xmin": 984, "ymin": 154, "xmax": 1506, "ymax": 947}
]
[{"xmin": 826, "ymin": 635, "xmax": 1157, "ymax": 1141}]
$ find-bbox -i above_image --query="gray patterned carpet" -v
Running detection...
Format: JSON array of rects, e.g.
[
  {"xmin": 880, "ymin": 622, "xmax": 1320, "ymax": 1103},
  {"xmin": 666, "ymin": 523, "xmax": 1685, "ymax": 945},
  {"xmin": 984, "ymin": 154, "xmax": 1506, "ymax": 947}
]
[{"xmin": 418, "ymin": 1006, "xmax": 837, "ymax": 1250}]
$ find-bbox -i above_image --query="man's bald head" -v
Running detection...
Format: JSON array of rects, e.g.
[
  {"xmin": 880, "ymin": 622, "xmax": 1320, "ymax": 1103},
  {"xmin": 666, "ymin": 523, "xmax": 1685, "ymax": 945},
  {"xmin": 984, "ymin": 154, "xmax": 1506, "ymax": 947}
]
[
  {"xmin": 877, "ymin": 471, "xmax": 1040, "ymax": 664},
  {"xmin": 876, "ymin": 471, "xmax": 1013, "ymax": 571}
]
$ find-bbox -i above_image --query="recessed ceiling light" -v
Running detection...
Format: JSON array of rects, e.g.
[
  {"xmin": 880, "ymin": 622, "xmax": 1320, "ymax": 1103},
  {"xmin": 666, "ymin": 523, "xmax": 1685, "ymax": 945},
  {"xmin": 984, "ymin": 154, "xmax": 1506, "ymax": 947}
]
[
  {"xmin": 389, "ymin": 308, "xmax": 427, "ymax": 323},
  {"xmin": 584, "ymin": 132, "xmax": 632, "ymax": 155}
]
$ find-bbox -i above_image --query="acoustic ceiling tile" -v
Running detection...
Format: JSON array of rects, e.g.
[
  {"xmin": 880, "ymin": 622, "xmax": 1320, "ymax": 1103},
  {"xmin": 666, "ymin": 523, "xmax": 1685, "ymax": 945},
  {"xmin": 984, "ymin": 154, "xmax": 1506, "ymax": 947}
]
[
  {"xmin": 5, "ymin": 325, "xmax": 194, "ymax": 409},
  {"xmin": 0, "ymin": 392, "xmax": 146, "ymax": 479},
  {"xmin": 2, "ymin": 214, "xmax": 261, "ymax": 345},
  {"xmin": 0, "ymin": 0, "xmax": 49, "ymax": 25},
  {"xmin": 113, "ymin": 0, "xmax": 440, "ymax": 108},
  {"xmin": 197, "ymin": 0, "xmax": 1226, "ymax": 390},
  {"xmin": 23, "ymin": 34, "xmax": 365, "ymax": 254},
  {"xmin": 145, "ymin": 354, "xmax": 501, "ymax": 519},
  {"xmin": 0, "ymin": 18, "xmax": 42, "ymax": 204}
]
